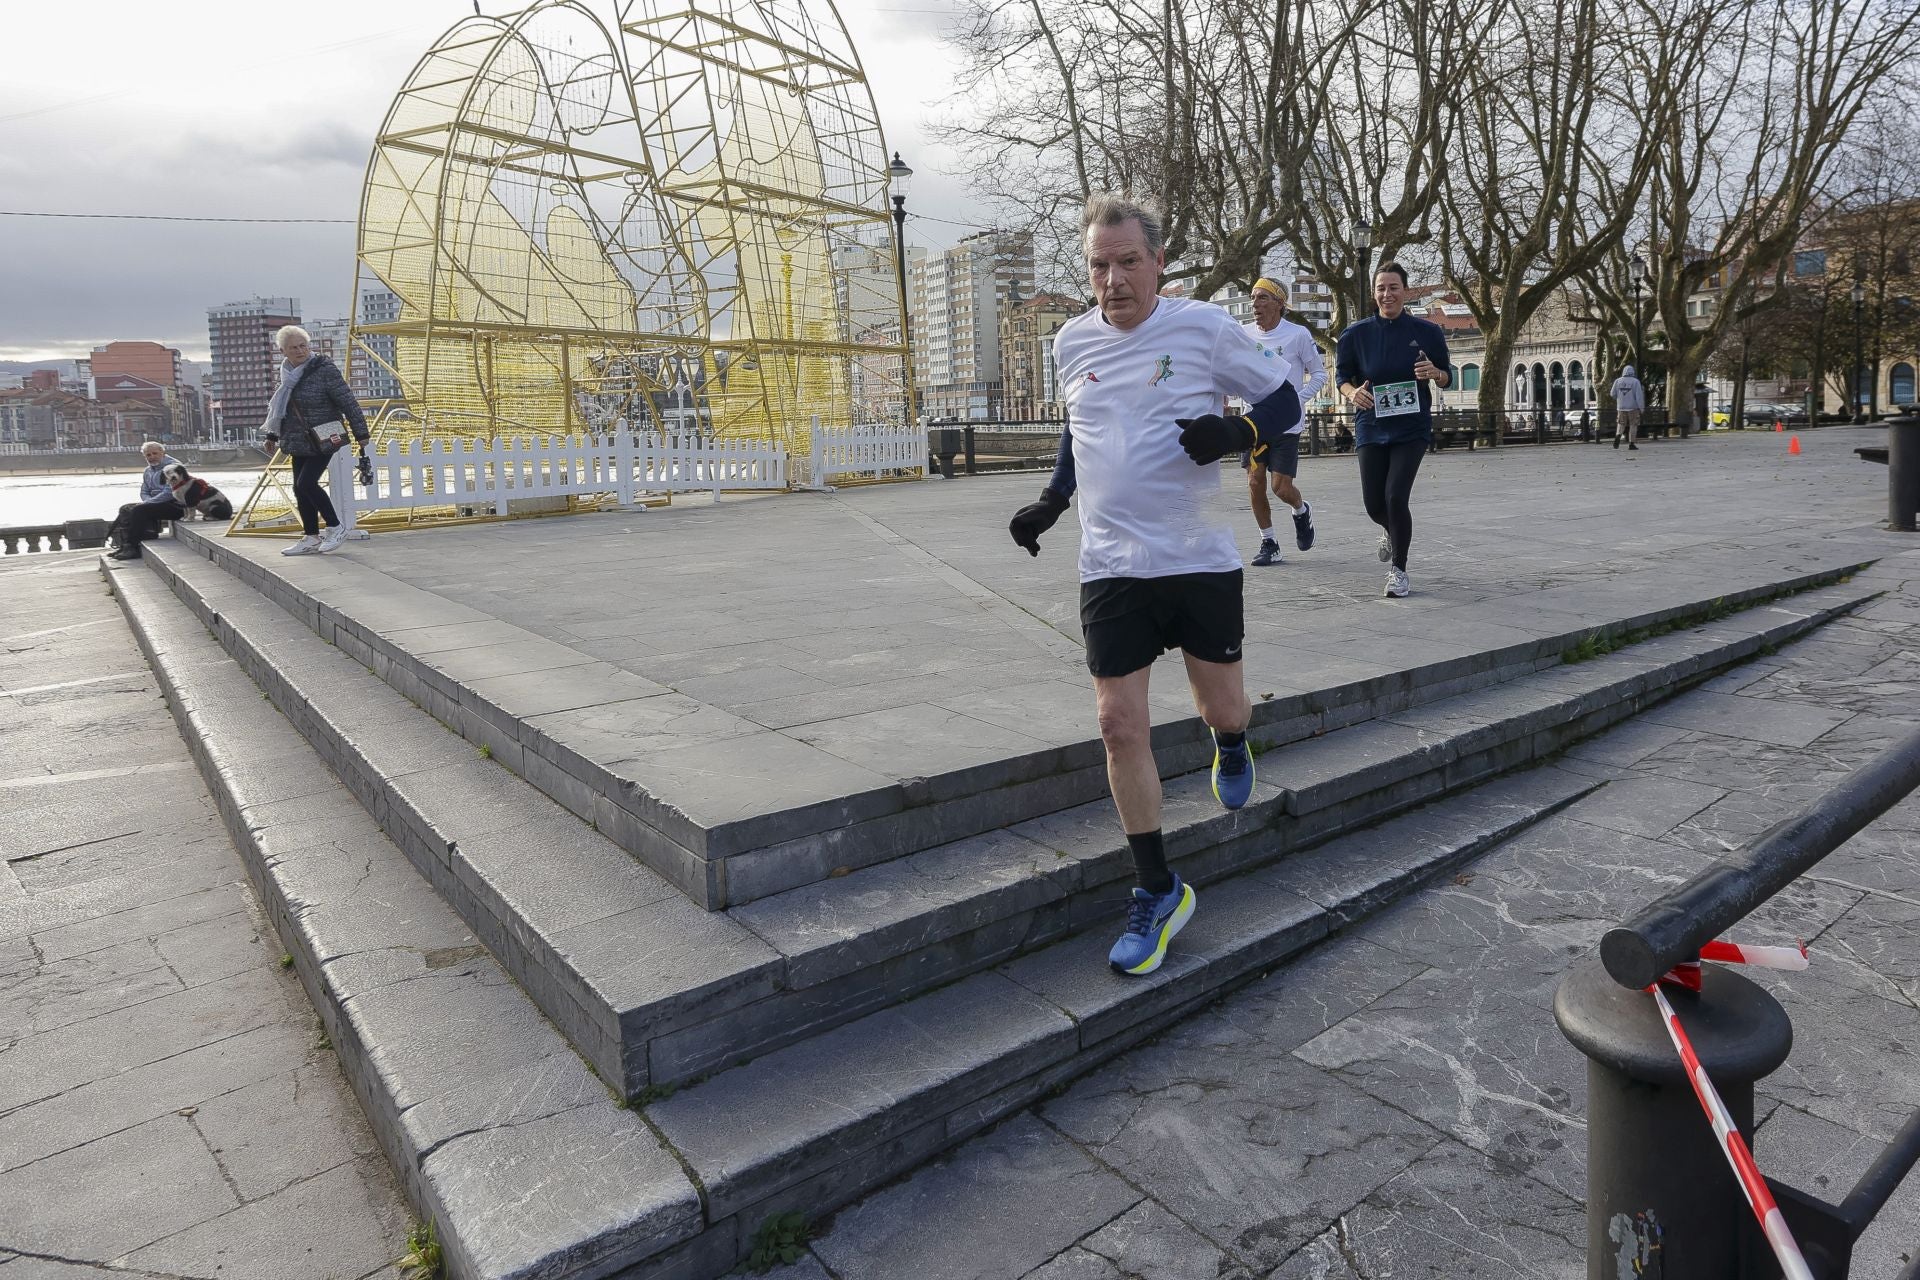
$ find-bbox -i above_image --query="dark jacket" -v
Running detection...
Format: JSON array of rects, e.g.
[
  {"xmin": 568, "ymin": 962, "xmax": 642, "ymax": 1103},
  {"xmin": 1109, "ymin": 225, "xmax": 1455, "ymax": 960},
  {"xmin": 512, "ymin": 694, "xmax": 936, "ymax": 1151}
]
[
  {"xmin": 278, "ymin": 355, "xmax": 369, "ymax": 456},
  {"xmin": 1334, "ymin": 311, "xmax": 1451, "ymax": 448}
]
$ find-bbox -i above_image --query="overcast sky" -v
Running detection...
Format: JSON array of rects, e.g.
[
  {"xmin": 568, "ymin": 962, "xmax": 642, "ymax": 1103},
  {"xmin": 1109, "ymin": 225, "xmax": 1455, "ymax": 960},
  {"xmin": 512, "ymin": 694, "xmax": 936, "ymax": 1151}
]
[{"xmin": 0, "ymin": 0, "xmax": 987, "ymax": 364}]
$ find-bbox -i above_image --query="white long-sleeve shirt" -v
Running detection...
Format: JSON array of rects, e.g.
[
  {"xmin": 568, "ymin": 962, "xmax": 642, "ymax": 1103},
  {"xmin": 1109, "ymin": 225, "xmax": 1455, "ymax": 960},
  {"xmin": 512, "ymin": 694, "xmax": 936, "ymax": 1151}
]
[{"xmin": 1243, "ymin": 316, "xmax": 1326, "ymax": 434}]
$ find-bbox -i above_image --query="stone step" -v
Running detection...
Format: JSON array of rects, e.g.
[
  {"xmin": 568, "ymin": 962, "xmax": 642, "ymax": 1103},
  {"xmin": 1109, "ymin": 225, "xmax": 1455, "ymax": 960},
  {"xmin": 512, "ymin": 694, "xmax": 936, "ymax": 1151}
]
[
  {"xmin": 107, "ymin": 544, "xmax": 1619, "ymax": 1280},
  {"xmin": 128, "ymin": 539, "xmax": 1881, "ymax": 1099},
  {"xmin": 164, "ymin": 525, "xmax": 1877, "ymax": 909}
]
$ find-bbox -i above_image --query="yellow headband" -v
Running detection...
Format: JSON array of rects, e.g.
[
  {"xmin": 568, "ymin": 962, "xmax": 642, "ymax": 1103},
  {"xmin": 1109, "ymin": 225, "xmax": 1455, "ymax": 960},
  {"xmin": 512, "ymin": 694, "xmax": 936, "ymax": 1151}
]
[{"xmin": 1251, "ymin": 278, "xmax": 1285, "ymax": 300}]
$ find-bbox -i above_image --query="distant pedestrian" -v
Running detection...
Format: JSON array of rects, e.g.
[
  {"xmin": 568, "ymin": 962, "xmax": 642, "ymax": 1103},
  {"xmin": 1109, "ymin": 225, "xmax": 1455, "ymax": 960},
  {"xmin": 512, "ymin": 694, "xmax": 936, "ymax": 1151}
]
[
  {"xmin": 1611, "ymin": 365, "xmax": 1646, "ymax": 452},
  {"xmin": 1335, "ymin": 262, "xmax": 1451, "ymax": 598},
  {"xmin": 105, "ymin": 441, "xmax": 185, "ymax": 562},
  {"xmin": 264, "ymin": 325, "xmax": 369, "ymax": 555}
]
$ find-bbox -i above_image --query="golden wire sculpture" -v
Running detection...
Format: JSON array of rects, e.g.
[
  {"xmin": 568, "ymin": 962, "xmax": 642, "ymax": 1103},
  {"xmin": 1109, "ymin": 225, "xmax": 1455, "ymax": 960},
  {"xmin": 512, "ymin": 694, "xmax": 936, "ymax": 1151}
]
[{"xmin": 232, "ymin": 0, "xmax": 908, "ymax": 534}]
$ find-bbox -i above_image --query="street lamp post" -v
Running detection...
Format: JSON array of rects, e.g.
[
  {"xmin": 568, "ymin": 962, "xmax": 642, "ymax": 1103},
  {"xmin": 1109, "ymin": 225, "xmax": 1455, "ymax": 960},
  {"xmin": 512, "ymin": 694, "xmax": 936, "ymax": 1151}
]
[
  {"xmin": 887, "ymin": 151, "xmax": 915, "ymax": 428},
  {"xmin": 1851, "ymin": 274, "xmax": 1867, "ymax": 423},
  {"xmin": 1354, "ymin": 217, "xmax": 1373, "ymax": 321}
]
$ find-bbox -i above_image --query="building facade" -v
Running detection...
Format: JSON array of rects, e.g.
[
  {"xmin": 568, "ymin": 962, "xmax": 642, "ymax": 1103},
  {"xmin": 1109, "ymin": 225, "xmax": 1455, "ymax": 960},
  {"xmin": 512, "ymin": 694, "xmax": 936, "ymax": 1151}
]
[
  {"xmin": 910, "ymin": 230, "xmax": 1035, "ymax": 421},
  {"xmin": 355, "ymin": 286, "xmax": 404, "ymax": 404},
  {"xmin": 998, "ymin": 292, "xmax": 1084, "ymax": 420},
  {"xmin": 208, "ymin": 296, "xmax": 300, "ymax": 437}
]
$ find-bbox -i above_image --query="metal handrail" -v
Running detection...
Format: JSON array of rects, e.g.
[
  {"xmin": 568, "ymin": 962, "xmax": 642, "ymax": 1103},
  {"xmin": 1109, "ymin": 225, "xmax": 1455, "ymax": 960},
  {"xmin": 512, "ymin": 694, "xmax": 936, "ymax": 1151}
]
[{"xmin": 1601, "ymin": 725, "xmax": 1920, "ymax": 990}]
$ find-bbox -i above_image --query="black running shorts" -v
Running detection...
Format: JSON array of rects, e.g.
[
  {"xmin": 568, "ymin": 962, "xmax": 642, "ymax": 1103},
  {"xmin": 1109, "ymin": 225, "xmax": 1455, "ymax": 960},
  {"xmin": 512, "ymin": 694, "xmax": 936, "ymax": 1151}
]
[
  {"xmin": 1246, "ymin": 432, "xmax": 1300, "ymax": 478},
  {"xmin": 1079, "ymin": 571, "xmax": 1245, "ymax": 677}
]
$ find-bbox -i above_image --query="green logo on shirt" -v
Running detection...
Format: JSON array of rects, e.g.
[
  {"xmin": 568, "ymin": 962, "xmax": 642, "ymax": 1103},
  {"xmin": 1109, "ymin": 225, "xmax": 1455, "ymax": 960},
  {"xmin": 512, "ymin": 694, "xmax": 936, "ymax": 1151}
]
[{"xmin": 1148, "ymin": 355, "xmax": 1174, "ymax": 386}]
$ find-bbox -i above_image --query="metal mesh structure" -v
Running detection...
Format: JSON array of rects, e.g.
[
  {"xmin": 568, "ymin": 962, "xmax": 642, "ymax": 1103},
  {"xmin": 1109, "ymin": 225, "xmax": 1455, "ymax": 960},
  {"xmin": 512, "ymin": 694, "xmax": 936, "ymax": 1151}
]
[
  {"xmin": 232, "ymin": 0, "xmax": 906, "ymax": 533},
  {"xmin": 619, "ymin": 0, "xmax": 907, "ymax": 443}
]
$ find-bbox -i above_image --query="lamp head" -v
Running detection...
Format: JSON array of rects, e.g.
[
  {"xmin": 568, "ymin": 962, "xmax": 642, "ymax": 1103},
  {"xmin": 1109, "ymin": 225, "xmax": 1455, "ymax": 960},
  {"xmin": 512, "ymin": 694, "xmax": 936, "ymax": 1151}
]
[
  {"xmin": 1851, "ymin": 277, "xmax": 1865, "ymax": 306},
  {"xmin": 887, "ymin": 152, "xmax": 914, "ymax": 201},
  {"xmin": 1354, "ymin": 217, "xmax": 1372, "ymax": 250}
]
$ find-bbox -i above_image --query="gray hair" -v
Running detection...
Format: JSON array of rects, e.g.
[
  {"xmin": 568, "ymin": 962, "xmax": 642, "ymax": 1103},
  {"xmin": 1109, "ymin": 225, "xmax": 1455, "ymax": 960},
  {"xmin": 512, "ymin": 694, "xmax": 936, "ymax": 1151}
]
[
  {"xmin": 141, "ymin": 440, "xmax": 165, "ymax": 455},
  {"xmin": 274, "ymin": 324, "xmax": 311, "ymax": 350},
  {"xmin": 1080, "ymin": 193, "xmax": 1165, "ymax": 257}
]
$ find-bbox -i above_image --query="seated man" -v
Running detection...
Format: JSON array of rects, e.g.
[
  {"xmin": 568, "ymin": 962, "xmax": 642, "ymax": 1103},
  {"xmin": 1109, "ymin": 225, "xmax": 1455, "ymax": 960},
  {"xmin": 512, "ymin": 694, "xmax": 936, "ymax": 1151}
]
[{"xmin": 106, "ymin": 441, "xmax": 185, "ymax": 561}]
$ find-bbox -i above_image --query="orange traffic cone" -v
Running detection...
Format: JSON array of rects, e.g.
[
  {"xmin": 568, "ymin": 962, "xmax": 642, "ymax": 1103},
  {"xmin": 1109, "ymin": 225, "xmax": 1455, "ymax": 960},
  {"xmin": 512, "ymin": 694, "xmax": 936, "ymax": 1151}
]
[
  {"xmin": 1774, "ymin": 419, "xmax": 1783, "ymax": 432},
  {"xmin": 1789, "ymin": 435, "xmax": 1802, "ymax": 455}
]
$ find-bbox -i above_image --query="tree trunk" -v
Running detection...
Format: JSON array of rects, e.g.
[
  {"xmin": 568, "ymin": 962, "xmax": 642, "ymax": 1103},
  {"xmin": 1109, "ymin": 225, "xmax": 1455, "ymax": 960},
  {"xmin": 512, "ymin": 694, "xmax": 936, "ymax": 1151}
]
[
  {"xmin": 1666, "ymin": 348, "xmax": 1701, "ymax": 432},
  {"xmin": 1475, "ymin": 323, "xmax": 1518, "ymax": 420}
]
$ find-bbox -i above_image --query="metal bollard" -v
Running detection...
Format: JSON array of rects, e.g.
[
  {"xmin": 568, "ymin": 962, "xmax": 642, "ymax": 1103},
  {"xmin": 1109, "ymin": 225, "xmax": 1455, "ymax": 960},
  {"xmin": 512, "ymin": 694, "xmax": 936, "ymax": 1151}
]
[
  {"xmin": 1888, "ymin": 413, "xmax": 1919, "ymax": 532},
  {"xmin": 1556, "ymin": 960, "xmax": 1793, "ymax": 1278}
]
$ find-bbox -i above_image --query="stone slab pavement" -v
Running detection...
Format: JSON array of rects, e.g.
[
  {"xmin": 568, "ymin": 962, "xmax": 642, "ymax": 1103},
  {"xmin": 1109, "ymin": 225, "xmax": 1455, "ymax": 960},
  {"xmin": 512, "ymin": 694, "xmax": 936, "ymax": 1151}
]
[
  {"xmin": 0, "ymin": 551, "xmax": 410, "ymax": 1277},
  {"xmin": 796, "ymin": 547, "xmax": 1920, "ymax": 1278},
  {"xmin": 212, "ymin": 426, "xmax": 1906, "ymax": 816}
]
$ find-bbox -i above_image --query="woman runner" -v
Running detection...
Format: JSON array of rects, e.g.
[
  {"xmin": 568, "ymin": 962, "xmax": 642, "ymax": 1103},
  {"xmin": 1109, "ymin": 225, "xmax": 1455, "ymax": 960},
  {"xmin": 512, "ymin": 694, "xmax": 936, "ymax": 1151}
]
[{"xmin": 1334, "ymin": 263, "xmax": 1451, "ymax": 598}]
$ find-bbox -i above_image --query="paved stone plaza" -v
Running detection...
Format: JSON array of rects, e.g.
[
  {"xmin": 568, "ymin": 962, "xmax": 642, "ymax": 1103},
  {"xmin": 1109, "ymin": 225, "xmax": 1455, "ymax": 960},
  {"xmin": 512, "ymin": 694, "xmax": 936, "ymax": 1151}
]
[
  {"xmin": 3, "ymin": 425, "xmax": 1916, "ymax": 1277},
  {"xmin": 0, "ymin": 552, "xmax": 410, "ymax": 1277}
]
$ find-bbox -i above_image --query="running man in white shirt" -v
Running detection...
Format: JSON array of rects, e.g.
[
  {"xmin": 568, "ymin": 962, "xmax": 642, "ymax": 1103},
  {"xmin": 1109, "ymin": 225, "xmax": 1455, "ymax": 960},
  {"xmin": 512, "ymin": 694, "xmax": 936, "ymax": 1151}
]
[
  {"xmin": 1242, "ymin": 278, "xmax": 1325, "ymax": 565},
  {"xmin": 1006, "ymin": 194, "xmax": 1299, "ymax": 976}
]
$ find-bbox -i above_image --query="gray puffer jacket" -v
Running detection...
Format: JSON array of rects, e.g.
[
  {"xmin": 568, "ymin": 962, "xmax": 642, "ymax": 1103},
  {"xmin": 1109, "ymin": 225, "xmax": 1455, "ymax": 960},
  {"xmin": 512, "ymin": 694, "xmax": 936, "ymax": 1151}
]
[{"xmin": 277, "ymin": 355, "xmax": 370, "ymax": 457}]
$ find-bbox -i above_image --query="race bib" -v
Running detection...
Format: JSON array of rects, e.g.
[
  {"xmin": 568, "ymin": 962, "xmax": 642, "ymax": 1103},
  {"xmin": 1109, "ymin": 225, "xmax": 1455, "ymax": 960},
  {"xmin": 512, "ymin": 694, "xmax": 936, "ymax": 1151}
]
[{"xmin": 1373, "ymin": 380, "xmax": 1421, "ymax": 417}]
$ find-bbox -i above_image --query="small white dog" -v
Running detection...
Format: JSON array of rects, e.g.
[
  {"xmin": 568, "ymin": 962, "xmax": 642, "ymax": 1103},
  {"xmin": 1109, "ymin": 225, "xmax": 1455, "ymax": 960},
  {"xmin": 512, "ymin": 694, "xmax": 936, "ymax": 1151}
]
[{"xmin": 162, "ymin": 463, "xmax": 233, "ymax": 521}]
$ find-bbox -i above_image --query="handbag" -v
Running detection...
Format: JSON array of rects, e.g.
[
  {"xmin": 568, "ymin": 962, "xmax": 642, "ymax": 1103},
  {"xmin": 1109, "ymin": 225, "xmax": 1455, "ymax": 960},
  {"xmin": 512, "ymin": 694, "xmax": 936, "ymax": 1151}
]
[{"xmin": 287, "ymin": 397, "xmax": 344, "ymax": 456}]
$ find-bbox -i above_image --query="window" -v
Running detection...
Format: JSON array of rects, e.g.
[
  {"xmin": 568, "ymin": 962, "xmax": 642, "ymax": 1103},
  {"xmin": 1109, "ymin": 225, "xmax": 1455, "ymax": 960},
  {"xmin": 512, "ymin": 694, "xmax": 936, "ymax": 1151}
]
[
  {"xmin": 1892, "ymin": 363, "xmax": 1916, "ymax": 405},
  {"xmin": 1793, "ymin": 250, "xmax": 1828, "ymax": 277},
  {"xmin": 1460, "ymin": 363, "xmax": 1481, "ymax": 391}
]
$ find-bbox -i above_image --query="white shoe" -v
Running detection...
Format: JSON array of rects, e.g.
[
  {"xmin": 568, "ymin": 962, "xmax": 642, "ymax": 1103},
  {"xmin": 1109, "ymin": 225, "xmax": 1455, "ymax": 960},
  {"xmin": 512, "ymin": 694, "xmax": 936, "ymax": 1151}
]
[
  {"xmin": 1377, "ymin": 534, "xmax": 1392, "ymax": 563},
  {"xmin": 318, "ymin": 526, "xmax": 349, "ymax": 553},
  {"xmin": 1384, "ymin": 567, "xmax": 1411, "ymax": 598},
  {"xmin": 281, "ymin": 535, "xmax": 321, "ymax": 557}
]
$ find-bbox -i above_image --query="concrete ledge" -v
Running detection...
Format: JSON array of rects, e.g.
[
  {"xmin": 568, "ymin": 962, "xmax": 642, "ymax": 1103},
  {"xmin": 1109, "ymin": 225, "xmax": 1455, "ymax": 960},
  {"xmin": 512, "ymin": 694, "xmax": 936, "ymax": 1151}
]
[
  {"xmin": 102, "ymin": 556, "xmax": 706, "ymax": 1280},
  {"xmin": 167, "ymin": 525, "xmax": 1880, "ymax": 908},
  {"xmin": 129, "ymin": 537, "xmax": 1882, "ymax": 1100}
]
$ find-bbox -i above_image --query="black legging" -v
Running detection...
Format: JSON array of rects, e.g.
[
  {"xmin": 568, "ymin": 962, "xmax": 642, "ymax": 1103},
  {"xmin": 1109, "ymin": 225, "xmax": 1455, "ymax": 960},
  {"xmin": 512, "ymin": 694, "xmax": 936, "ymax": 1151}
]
[
  {"xmin": 291, "ymin": 453, "xmax": 339, "ymax": 537},
  {"xmin": 1357, "ymin": 439, "xmax": 1427, "ymax": 571}
]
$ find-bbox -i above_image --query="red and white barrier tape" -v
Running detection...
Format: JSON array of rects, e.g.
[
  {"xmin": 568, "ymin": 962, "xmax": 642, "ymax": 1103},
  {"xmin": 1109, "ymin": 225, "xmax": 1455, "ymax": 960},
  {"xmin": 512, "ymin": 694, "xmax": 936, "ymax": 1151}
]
[
  {"xmin": 1647, "ymin": 937, "xmax": 1816, "ymax": 1280},
  {"xmin": 1699, "ymin": 939, "xmax": 1809, "ymax": 971}
]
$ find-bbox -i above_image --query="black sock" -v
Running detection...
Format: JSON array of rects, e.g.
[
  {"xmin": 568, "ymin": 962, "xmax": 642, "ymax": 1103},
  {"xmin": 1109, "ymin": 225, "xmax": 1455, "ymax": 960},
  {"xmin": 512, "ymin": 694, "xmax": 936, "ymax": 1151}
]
[
  {"xmin": 1214, "ymin": 729, "xmax": 1246, "ymax": 750},
  {"xmin": 1127, "ymin": 830, "xmax": 1173, "ymax": 896}
]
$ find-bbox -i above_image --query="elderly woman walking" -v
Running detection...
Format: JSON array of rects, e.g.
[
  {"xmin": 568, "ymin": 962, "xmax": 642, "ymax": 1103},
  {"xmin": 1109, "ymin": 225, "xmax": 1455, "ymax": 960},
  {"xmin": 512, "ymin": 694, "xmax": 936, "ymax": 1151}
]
[
  {"xmin": 105, "ymin": 441, "xmax": 186, "ymax": 561},
  {"xmin": 264, "ymin": 324, "xmax": 369, "ymax": 555}
]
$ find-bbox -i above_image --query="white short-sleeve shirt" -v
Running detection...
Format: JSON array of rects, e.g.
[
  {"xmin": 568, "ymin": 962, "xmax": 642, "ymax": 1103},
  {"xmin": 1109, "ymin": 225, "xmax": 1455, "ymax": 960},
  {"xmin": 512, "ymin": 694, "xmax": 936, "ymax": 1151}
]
[
  {"xmin": 1243, "ymin": 316, "xmax": 1327, "ymax": 433},
  {"xmin": 1056, "ymin": 296, "xmax": 1294, "ymax": 582}
]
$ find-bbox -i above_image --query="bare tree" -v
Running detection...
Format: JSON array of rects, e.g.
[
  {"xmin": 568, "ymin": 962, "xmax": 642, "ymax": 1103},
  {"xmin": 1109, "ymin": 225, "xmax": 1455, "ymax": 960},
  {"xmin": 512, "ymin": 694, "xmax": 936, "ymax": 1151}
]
[
  {"xmin": 1603, "ymin": 0, "xmax": 1920, "ymax": 428},
  {"xmin": 1436, "ymin": 0, "xmax": 1712, "ymax": 418}
]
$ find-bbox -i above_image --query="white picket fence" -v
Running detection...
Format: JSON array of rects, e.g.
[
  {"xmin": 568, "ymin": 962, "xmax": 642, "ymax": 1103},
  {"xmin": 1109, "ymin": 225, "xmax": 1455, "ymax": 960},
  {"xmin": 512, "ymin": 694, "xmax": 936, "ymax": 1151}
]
[
  {"xmin": 805, "ymin": 417, "xmax": 926, "ymax": 489},
  {"xmin": 327, "ymin": 422, "xmax": 922, "ymax": 533}
]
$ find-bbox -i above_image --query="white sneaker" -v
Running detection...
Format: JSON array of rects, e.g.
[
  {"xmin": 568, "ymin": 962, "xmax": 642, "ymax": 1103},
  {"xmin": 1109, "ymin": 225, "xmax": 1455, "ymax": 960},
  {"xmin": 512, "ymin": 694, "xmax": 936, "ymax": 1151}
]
[
  {"xmin": 1377, "ymin": 534, "xmax": 1392, "ymax": 563},
  {"xmin": 318, "ymin": 526, "xmax": 349, "ymax": 553},
  {"xmin": 1384, "ymin": 567, "xmax": 1411, "ymax": 598},
  {"xmin": 281, "ymin": 535, "xmax": 321, "ymax": 557}
]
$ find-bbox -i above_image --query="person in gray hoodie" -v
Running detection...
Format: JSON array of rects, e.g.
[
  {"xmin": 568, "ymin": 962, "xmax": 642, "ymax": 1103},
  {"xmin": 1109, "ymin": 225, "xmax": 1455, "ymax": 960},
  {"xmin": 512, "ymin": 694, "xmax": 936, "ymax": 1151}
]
[
  {"xmin": 1611, "ymin": 364, "xmax": 1646, "ymax": 451},
  {"xmin": 105, "ymin": 440, "xmax": 185, "ymax": 561}
]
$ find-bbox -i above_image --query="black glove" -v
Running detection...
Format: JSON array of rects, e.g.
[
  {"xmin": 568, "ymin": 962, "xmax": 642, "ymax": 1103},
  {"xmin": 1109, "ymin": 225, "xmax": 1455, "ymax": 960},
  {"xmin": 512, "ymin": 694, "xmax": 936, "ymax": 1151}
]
[
  {"xmin": 1175, "ymin": 414, "xmax": 1256, "ymax": 465},
  {"xmin": 1009, "ymin": 488, "xmax": 1069, "ymax": 557}
]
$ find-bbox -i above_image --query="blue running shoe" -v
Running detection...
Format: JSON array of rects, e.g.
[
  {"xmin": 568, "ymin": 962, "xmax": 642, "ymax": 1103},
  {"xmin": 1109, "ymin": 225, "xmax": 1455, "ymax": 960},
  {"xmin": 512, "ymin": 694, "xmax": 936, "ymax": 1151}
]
[
  {"xmin": 1293, "ymin": 501, "xmax": 1315, "ymax": 551},
  {"xmin": 1108, "ymin": 877, "xmax": 1196, "ymax": 976},
  {"xmin": 1211, "ymin": 729, "xmax": 1255, "ymax": 810}
]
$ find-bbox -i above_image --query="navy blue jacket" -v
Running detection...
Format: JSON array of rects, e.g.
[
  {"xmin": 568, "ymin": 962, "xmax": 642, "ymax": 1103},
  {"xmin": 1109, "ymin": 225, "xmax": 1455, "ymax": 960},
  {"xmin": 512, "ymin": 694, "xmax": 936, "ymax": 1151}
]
[
  {"xmin": 277, "ymin": 355, "xmax": 370, "ymax": 456},
  {"xmin": 1334, "ymin": 312, "xmax": 1451, "ymax": 447}
]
